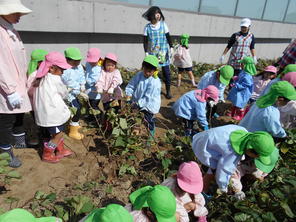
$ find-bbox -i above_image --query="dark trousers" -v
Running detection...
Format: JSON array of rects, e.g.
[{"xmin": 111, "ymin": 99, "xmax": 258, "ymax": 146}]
[
  {"xmin": 89, "ymin": 99, "xmax": 100, "ymax": 110},
  {"xmin": 0, "ymin": 113, "xmax": 25, "ymax": 145},
  {"xmin": 182, "ymin": 118, "xmax": 194, "ymax": 130},
  {"xmin": 161, "ymin": 65, "xmax": 171, "ymax": 87},
  {"xmin": 71, "ymin": 99, "xmax": 82, "ymax": 122},
  {"xmin": 141, "ymin": 110, "xmax": 155, "ymax": 131}
]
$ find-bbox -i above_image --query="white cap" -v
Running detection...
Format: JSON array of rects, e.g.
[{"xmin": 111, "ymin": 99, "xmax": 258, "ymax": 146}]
[
  {"xmin": 240, "ymin": 18, "xmax": 251, "ymax": 27},
  {"xmin": 0, "ymin": 0, "xmax": 32, "ymax": 15}
]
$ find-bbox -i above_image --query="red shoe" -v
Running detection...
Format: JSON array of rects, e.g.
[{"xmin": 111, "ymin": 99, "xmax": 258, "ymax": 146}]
[
  {"xmin": 56, "ymin": 139, "xmax": 73, "ymax": 158},
  {"xmin": 42, "ymin": 142, "xmax": 61, "ymax": 163}
]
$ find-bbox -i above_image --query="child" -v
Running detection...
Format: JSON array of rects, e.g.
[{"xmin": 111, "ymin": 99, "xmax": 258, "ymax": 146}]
[
  {"xmin": 192, "ymin": 124, "xmax": 275, "ymax": 193},
  {"xmin": 239, "ymin": 81, "xmax": 296, "ymax": 138},
  {"xmin": 162, "ymin": 161, "xmax": 208, "ymax": 222},
  {"xmin": 33, "ymin": 52, "xmax": 73, "ymax": 163},
  {"xmin": 127, "ymin": 185, "xmax": 177, "ymax": 222},
  {"xmin": 173, "ymin": 34, "xmax": 195, "ymax": 87},
  {"xmin": 142, "ymin": 6, "xmax": 174, "ymax": 99},
  {"xmin": 125, "ymin": 55, "xmax": 161, "ymax": 138},
  {"xmin": 96, "ymin": 53, "xmax": 123, "ymax": 113},
  {"xmin": 79, "ymin": 204, "xmax": 133, "ymax": 222},
  {"xmin": 230, "ymin": 148, "xmax": 279, "ymax": 200},
  {"xmin": 227, "ymin": 56, "xmax": 255, "ymax": 120},
  {"xmin": 85, "ymin": 48, "xmax": 102, "ymax": 115},
  {"xmin": 62, "ymin": 47, "xmax": 86, "ymax": 140},
  {"xmin": 250, "ymin": 65, "xmax": 277, "ymax": 102},
  {"xmin": 172, "ymin": 85, "xmax": 219, "ymax": 136}
]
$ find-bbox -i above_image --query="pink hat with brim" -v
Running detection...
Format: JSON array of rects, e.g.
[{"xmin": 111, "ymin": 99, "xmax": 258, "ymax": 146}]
[
  {"xmin": 264, "ymin": 66, "xmax": 277, "ymax": 74},
  {"xmin": 195, "ymin": 85, "xmax": 219, "ymax": 103},
  {"xmin": 282, "ymin": 72, "xmax": 296, "ymax": 87},
  {"xmin": 86, "ymin": 48, "xmax": 101, "ymax": 63},
  {"xmin": 177, "ymin": 161, "xmax": 203, "ymax": 194},
  {"xmin": 105, "ymin": 53, "xmax": 118, "ymax": 63},
  {"xmin": 36, "ymin": 52, "xmax": 71, "ymax": 78}
]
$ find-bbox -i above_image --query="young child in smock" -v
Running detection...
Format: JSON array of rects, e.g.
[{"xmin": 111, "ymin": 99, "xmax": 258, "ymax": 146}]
[
  {"xmin": 62, "ymin": 47, "xmax": 86, "ymax": 140},
  {"xmin": 96, "ymin": 53, "xmax": 123, "ymax": 113},
  {"xmin": 227, "ymin": 56, "xmax": 255, "ymax": 121},
  {"xmin": 173, "ymin": 34, "xmax": 196, "ymax": 87},
  {"xmin": 162, "ymin": 161, "xmax": 208, "ymax": 222},
  {"xmin": 172, "ymin": 85, "xmax": 219, "ymax": 136},
  {"xmin": 85, "ymin": 48, "xmax": 102, "ymax": 114},
  {"xmin": 230, "ymin": 148, "xmax": 279, "ymax": 200},
  {"xmin": 239, "ymin": 81, "xmax": 296, "ymax": 138},
  {"xmin": 192, "ymin": 124, "xmax": 275, "ymax": 194},
  {"xmin": 33, "ymin": 52, "xmax": 73, "ymax": 163},
  {"xmin": 125, "ymin": 55, "xmax": 161, "ymax": 138}
]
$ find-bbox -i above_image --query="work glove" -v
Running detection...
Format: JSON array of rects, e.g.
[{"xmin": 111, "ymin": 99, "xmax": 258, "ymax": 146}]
[
  {"xmin": 219, "ymin": 55, "xmax": 225, "ymax": 64},
  {"xmin": 234, "ymin": 191, "xmax": 246, "ymax": 200},
  {"xmin": 97, "ymin": 88, "xmax": 103, "ymax": 94},
  {"xmin": 208, "ymin": 100, "xmax": 216, "ymax": 108},
  {"xmin": 253, "ymin": 56, "xmax": 258, "ymax": 64},
  {"xmin": 80, "ymin": 85, "xmax": 85, "ymax": 92},
  {"xmin": 79, "ymin": 92, "xmax": 89, "ymax": 100},
  {"xmin": 7, "ymin": 92, "xmax": 23, "ymax": 109},
  {"xmin": 107, "ymin": 88, "xmax": 114, "ymax": 94}
]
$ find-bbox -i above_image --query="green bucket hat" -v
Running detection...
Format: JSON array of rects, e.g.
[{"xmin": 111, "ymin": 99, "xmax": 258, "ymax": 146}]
[
  {"xmin": 129, "ymin": 185, "xmax": 176, "ymax": 222},
  {"xmin": 230, "ymin": 130, "xmax": 275, "ymax": 165},
  {"xmin": 27, "ymin": 49, "xmax": 48, "ymax": 76},
  {"xmin": 281, "ymin": 64, "xmax": 296, "ymax": 76},
  {"xmin": 180, "ymin": 34, "xmax": 190, "ymax": 48},
  {"xmin": 143, "ymin": 55, "xmax": 159, "ymax": 68},
  {"xmin": 255, "ymin": 148, "xmax": 279, "ymax": 173},
  {"xmin": 0, "ymin": 208, "xmax": 61, "ymax": 222},
  {"xmin": 238, "ymin": 56, "xmax": 257, "ymax": 75},
  {"xmin": 219, "ymin": 65, "xmax": 234, "ymax": 85},
  {"xmin": 256, "ymin": 81, "xmax": 296, "ymax": 108},
  {"xmin": 64, "ymin": 47, "xmax": 83, "ymax": 60},
  {"xmin": 83, "ymin": 204, "xmax": 133, "ymax": 222}
]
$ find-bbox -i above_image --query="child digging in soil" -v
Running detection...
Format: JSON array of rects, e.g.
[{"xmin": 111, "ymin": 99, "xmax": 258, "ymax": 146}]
[
  {"xmin": 125, "ymin": 55, "xmax": 161, "ymax": 141},
  {"xmin": 162, "ymin": 161, "xmax": 208, "ymax": 222},
  {"xmin": 192, "ymin": 124, "xmax": 275, "ymax": 195},
  {"xmin": 172, "ymin": 85, "xmax": 219, "ymax": 136},
  {"xmin": 173, "ymin": 34, "xmax": 196, "ymax": 87},
  {"xmin": 33, "ymin": 52, "xmax": 73, "ymax": 163}
]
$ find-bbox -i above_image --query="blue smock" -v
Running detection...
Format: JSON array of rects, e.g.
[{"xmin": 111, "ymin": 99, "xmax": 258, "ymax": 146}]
[
  {"xmin": 85, "ymin": 62, "xmax": 102, "ymax": 100},
  {"xmin": 172, "ymin": 90, "xmax": 208, "ymax": 128},
  {"xmin": 227, "ymin": 70, "xmax": 253, "ymax": 108},
  {"xmin": 197, "ymin": 70, "xmax": 226, "ymax": 101},
  {"xmin": 192, "ymin": 124, "xmax": 246, "ymax": 190},
  {"xmin": 239, "ymin": 103, "xmax": 286, "ymax": 138},
  {"xmin": 125, "ymin": 71, "xmax": 161, "ymax": 114},
  {"xmin": 62, "ymin": 64, "xmax": 85, "ymax": 102}
]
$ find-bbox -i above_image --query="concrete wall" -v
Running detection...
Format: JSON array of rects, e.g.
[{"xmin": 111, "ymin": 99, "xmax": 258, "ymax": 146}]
[{"xmin": 15, "ymin": 0, "xmax": 296, "ymax": 68}]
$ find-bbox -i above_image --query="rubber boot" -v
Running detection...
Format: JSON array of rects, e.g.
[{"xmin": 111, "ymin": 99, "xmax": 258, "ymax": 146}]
[
  {"xmin": 56, "ymin": 138, "xmax": 73, "ymax": 158},
  {"xmin": 0, "ymin": 145, "xmax": 22, "ymax": 168},
  {"xmin": 12, "ymin": 132, "xmax": 27, "ymax": 148},
  {"xmin": 165, "ymin": 84, "xmax": 172, "ymax": 99},
  {"xmin": 233, "ymin": 108, "xmax": 245, "ymax": 121},
  {"xmin": 69, "ymin": 125, "xmax": 84, "ymax": 140},
  {"xmin": 42, "ymin": 142, "xmax": 61, "ymax": 163}
]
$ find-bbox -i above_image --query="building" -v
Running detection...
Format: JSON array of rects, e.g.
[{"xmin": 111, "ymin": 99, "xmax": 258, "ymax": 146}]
[{"xmin": 17, "ymin": 0, "xmax": 296, "ymax": 68}]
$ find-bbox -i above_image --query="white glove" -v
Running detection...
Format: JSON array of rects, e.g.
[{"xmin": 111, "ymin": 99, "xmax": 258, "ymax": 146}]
[
  {"xmin": 208, "ymin": 100, "xmax": 216, "ymax": 108},
  {"xmin": 97, "ymin": 88, "xmax": 103, "ymax": 94},
  {"xmin": 234, "ymin": 191, "xmax": 246, "ymax": 200},
  {"xmin": 79, "ymin": 92, "xmax": 89, "ymax": 100},
  {"xmin": 7, "ymin": 92, "xmax": 23, "ymax": 109},
  {"xmin": 219, "ymin": 55, "xmax": 225, "ymax": 64},
  {"xmin": 219, "ymin": 99, "xmax": 225, "ymax": 103},
  {"xmin": 80, "ymin": 85, "xmax": 85, "ymax": 92},
  {"xmin": 253, "ymin": 56, "xmax": 258, "ymax": 64},
  {"xmin": 145, "ymin": 52, "xmax": 149, "ymax": 56},
  {"xmin": 107, "ymin": 88, "xmax": 114, "ymax": 94}
]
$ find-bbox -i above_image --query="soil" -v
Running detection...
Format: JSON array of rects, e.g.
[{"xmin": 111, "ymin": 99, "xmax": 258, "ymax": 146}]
[{"xmin": 0, "ymin": 78, "xmax": 232, "ymax": 214}]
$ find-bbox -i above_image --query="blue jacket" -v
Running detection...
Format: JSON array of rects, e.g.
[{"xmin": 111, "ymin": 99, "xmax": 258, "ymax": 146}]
[
  {"xmin": 85, "ymin": 63, "xmax": 102, "ymax": 100},
  {"xmin": 239, "ymin": 103, "xmax": 286, "ymax": 138},
  {"xmin": 125, "ymin": 71, "xmax": 161, "ymax": 114},
  {"xmin": 197, "ymin": 70, "xmax": 226, "ymax": 101},
  {"xmin": 227, "ymin": 70, "xmax": 253, "ymax": 108},
  {"xmin": 62, "ymin": 64, "xmax": 85, "ymax": 102},
  {"xmin": 192, "ymin": 124, "xmax": 246, "ymax": 190},
  {"xmin": 172, "ymin": 90, "xmax": 208, "ymax": 127}
]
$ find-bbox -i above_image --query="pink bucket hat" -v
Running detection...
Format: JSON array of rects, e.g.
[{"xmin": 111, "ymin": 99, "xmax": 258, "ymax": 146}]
[
  {"xmin": 177, "ymin": 161, "xmax": 203, "ymax": 194},
  {"xmin": 282, "ymin": 72, "xmax": 296, "ymax": 87},
  {"xmin": 105, "ymin": 53, "xmax": 118, "ymax": 63},
  {"xmin": 86, "ymin": 48, "xmax": 101, "ymax": 63},
  {"xmin": 36, "ymin": 52, "xmax": 71, "ymax": 78},
  {"xmin": 195, "ymin": 85, "xmax": 219, "ymax": 103},
  {"xmin": 264, "ymin": 66, "xmax": 277, "ymax": 74}
]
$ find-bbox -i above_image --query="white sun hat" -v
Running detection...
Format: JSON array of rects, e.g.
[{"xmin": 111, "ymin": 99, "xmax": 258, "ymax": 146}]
[
  {"xmin": 240, "ymin": 18, "xmax": 251, "ymax": 27},
  {"xmin": 0, "ymin": 0, "xmax": 32, "ymax": 15}
]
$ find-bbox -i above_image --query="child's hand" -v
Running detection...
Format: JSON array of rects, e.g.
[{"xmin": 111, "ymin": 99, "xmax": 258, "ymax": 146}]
[
  {"xmin": 107, "ymin": 88, "xmax": 114, "ymax": 94},
  {"xmin": 184, "ymin": 202, "xmax": 196, "ymax": 212}
]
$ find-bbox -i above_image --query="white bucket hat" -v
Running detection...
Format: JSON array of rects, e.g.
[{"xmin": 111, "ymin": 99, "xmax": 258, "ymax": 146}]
[
  {"xmin": 240, "ymin": 18, "xmax": 251, "ymax": 27},
  {"xmin": 0, "ymin": 0, "xmax": 32, "ymax": 15}
]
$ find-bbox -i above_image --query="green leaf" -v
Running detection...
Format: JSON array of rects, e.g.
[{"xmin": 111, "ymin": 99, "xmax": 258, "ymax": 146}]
[
  {"xmin": 234, "ymin": 213, "xmax": 251, "ymax": 221},
  {"xmin": 280, "ymin": 201, "xmax": 295, "ymax": 218},
  {"xmin": 45, "ymin": 193, "xmax": 56, "ymax": 202},
  {"xmin": 119, "ymin": 118, "xmax": 128, "ymax": 129},
  {"xmin": 114, "ymin": 136, "xmax": 126, "ymax": 147},
  {"xmin": 6, "ymin": 171, "xmax": 21, "ymax": 179},
  {"xmin": 54, "ymin": 205, "xmax": 66, "ymax": 219},
  {"xmin": 161, "ymin": 158, "xmax": 172, "ymax": 169},
  {"xmin": 127, "ymin": 166, "xmax": 137, "ymax": 175},
  {"xmin": 0, "ymin": 153, "xmax": 10, "ymax": 160},
  {"xmin": 119, "ymin": 164, "xmax": 128, "ymax": 176},
  {"xmin": 0, "ymin": 160, "xmax": 9, "ymax": 167},
  {"xmin": 89, "ymin": 108, "xmax": 101, "ymax": 115},
  {"xmin": 111, "ymin": 127, "xmax": 120, "ymax": 136},
  {"xmin": 43, "ymin": 209, "xmax": 53, "ymax": 217},
  {"xmin": 34, "ymin": 191, "xmax": 45, "ymax": 200}
]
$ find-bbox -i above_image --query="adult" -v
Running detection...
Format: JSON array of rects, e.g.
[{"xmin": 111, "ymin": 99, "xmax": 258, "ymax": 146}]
[
  {"xmin": 0, "ymin": 0, "xmax": 32, "ymax": 167},
  {"xmin": 220, "ymin": 18, "xmax": 256, "ymax": 75},
  {"xmin": 275, "ymin": 39, "xmax": 296, "ymax": 73}
]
